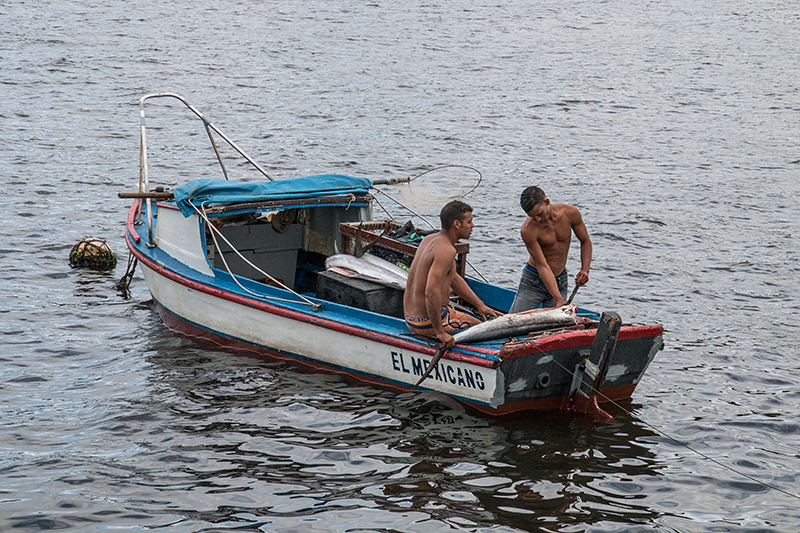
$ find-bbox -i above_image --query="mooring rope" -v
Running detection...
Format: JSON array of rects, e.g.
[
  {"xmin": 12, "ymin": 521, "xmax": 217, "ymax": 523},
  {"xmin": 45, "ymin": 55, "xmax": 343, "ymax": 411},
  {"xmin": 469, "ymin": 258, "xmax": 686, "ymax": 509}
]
[
  {"xmin": 116, "ymin": 251, "xmax": 138, "ymax": 296},
  {"xmin": 524, "ymin": 337, "xmax": 800, "ymax": 501},
  {"xmin": 191, "ymin": 201, "xmax": 322, "ymax": 311}
]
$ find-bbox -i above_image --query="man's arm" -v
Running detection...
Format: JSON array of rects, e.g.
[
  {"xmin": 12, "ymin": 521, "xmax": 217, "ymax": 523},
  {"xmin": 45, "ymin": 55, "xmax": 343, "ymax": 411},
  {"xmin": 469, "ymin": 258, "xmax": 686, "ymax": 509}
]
[
  {"xmin": 424, "ymin": 247, "xmax": 457, "ymax": 349},
  {"xmin": 450, "ymin": 274, "xmax": 501, "ymax": 320},
  {"xmin": 571, "ymin": 209, "xmax": 592, "ymax": 286}
]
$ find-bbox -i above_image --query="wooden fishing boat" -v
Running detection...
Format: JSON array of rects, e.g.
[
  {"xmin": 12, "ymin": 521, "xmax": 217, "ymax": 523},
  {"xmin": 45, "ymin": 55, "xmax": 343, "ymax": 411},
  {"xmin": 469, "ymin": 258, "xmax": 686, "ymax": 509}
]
[{"xmin": 121, "ymin": 94, "xmax": 664, "ymax": 418}]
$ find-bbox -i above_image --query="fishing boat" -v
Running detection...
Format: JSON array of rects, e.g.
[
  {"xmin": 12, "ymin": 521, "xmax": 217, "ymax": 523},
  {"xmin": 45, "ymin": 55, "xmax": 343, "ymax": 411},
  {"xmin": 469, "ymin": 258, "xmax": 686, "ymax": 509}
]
[{"xmin": 121, "ymin": 94, "xmax": 664, "ymax": 418}]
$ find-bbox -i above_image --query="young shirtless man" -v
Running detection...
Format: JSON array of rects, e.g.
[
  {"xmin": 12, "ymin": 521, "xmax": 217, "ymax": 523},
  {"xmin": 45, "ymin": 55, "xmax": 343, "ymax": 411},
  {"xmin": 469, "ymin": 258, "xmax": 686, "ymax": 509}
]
[
  {"xmin": 509, "ymin": 186, "xmax": 592, "ymax": 312},
  {"xmin": 403, "ymin": 200, "xmax": 500, "ymax": 350}
]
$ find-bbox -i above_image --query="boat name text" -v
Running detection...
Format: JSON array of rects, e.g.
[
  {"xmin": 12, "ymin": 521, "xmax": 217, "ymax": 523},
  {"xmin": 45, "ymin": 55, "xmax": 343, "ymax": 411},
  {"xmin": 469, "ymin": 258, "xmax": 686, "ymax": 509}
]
[{"xmin": 391, "ymin": 351, "xmax": 485, "ymax": 390}]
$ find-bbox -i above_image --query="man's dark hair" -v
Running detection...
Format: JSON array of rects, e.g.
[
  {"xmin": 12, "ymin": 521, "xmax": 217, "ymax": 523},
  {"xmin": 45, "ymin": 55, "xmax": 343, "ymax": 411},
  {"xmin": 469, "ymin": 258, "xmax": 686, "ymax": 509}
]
[
  {"xmin": 440, "ymin": 200, "xmax": 472, "ymax": 230},
  {"xmin": 520, "ymin": 186, "xmax": 546, "ymax": 214}
]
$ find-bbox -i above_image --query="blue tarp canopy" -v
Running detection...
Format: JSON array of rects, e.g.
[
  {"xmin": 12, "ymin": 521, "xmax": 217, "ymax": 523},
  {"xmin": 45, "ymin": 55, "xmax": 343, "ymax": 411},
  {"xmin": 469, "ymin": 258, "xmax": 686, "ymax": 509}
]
[{"xmin": 173, "ymin": 174, "xmax": 373, "ymax": 217}]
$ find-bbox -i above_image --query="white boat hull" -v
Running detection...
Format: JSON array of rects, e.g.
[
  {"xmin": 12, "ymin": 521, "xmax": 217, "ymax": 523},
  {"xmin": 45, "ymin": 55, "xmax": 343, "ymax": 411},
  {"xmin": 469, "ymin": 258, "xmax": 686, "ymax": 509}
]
[{"xmin": 139, "ymin": 260, "xmax": 502, "ymax": 407}]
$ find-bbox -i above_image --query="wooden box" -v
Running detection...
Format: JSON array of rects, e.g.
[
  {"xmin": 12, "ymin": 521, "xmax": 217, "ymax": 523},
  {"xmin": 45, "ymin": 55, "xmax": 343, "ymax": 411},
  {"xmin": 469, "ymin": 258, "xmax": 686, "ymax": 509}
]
[{"xmin": 339, "ymin": 220, "xmax": 469, "ymax": 277}]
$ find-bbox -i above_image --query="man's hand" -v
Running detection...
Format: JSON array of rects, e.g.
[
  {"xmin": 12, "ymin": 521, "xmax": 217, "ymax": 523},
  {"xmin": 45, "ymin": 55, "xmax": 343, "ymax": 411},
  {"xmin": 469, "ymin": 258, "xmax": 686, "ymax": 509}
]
[
  {"xmin": 575, "ymin": 270, "xmax": 589, "ymax": 287},
  {"xmin": 477, "ymin": 304, "xmax": 502, "ymax": 321},
  {"xmin": 437, "ymin": 331, "xmax": 455, "ymax": 350}
]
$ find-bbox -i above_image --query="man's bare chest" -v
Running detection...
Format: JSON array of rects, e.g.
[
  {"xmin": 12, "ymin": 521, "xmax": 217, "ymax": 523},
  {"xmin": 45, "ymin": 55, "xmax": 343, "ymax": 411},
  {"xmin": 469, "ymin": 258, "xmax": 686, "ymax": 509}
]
[{"xmin": 537, "ymin": 222, "xmax": 571, "ymax": 248}]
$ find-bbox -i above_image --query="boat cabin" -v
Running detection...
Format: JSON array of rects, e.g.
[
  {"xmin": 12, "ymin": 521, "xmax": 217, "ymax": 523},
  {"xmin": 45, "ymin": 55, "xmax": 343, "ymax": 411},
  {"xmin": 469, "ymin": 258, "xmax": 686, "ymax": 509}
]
[{"xmin": 161, "ymin": 174, "xmax": 470, "ymax": 318}]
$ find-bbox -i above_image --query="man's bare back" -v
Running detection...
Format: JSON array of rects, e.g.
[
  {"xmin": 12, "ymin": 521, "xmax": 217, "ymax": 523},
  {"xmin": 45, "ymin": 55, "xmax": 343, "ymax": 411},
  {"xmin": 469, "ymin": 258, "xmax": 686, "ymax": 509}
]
[
  {"xmin": 403, "ymin": 231, "xmax": 457, "ymax": 321},
  {"xmin": 403, "ymin": 201, "xmax": 500, "ymax": 349}
]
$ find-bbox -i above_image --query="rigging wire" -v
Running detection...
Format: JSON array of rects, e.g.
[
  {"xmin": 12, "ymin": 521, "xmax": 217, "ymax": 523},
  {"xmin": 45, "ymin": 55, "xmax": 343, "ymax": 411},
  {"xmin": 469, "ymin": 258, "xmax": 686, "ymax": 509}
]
[
  {"xmin": 371, "ymin": 164, "xmax": 483, "ymax": 229},
  {"xmin": 371, "ymin": 165, "xmax": 490, "ymax": 282},
  {"xmin": 409, "ymin": 164, "xmax": 483, "ymax": 198},
  {"xmin": 191, "ymin": 201, "xmax": 321, "ymax": 311},
  {"xmin": 371, "ymin": 187, "xmax": 437, "ymax": 229},
  {"xmin": 372, "ymin": 187, "xmax": 491, "ymax": 283}
]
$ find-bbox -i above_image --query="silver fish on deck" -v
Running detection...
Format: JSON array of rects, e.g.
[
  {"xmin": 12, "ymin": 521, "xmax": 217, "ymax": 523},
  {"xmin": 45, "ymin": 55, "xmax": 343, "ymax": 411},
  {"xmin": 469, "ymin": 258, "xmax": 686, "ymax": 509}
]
[
  {"xmin": 453, "ymin": 304, "xmax": 578, "ymax": 344},
  {"xmin": 325, "ymin": 253, "xmax": 408, "ymax": 289}
]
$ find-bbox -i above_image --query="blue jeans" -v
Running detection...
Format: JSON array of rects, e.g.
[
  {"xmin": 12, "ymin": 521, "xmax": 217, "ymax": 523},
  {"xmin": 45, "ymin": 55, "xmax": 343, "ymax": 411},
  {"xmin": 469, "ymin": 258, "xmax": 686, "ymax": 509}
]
[{"xmin": 509, "ymin": 265, "xmax": 568, "ymax": 313}]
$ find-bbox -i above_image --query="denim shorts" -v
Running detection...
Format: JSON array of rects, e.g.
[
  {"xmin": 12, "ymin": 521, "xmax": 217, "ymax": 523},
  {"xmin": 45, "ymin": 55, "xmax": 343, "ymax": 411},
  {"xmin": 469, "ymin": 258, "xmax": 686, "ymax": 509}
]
[{"xmin": 508, "ymin": 265, "xmax": 568, "ymax": 313}]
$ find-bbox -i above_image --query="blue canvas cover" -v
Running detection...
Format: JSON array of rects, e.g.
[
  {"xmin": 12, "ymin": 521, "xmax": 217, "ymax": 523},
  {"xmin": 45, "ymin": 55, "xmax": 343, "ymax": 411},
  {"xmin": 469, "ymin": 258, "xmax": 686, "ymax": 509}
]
[{"xmin": 173, "ymin": 174, "xmax": 373, "ymax": 216}]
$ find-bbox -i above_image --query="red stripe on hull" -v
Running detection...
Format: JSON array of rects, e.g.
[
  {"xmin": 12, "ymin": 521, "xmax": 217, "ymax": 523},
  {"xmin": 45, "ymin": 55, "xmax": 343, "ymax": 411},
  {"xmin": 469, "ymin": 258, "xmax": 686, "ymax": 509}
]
[
  {"xmin": 501, "ymin": 324, "xmax": 663, "ymax": 359},
  {"xmin": 127, "ymin": 201, "xmax": 141, "ymax": 243}
]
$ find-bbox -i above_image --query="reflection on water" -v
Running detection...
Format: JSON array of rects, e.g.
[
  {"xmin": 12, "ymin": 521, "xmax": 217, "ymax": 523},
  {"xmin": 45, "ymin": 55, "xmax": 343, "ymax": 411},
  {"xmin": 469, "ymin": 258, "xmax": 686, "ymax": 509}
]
[{"xmin": 119, "ymin": 335, "xmax": 670, "ymax": 531}]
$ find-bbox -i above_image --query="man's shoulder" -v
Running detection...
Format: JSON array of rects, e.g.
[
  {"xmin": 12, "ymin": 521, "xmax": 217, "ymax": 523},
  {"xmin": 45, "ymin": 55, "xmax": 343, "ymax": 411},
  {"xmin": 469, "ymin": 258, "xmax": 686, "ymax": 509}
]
[
  {"xmin": 555, "ymin": 203, "xmax": 582, "ymax": 221},
  {"xmin": 553, "ymin": 202, "xmax": 578, "ymax": 212},
  {"xmin": 420, "ymin": 232, "xmax": 456, "ymax": 254},
  {"xmin": 520, "ymin": 215, "xmax": 537, "ymax": 231},
  {"xmin": 520, "ymin": 216, "xmax": 540, "ymax": 242}
]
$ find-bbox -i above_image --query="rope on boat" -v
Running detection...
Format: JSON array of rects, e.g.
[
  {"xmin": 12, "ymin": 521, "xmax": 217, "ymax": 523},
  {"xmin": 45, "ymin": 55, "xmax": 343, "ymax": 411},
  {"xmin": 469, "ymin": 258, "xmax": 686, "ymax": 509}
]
[
  {"xmin": 191, "ymin": 201, "xmax": 322, "ymax": 312},
  {"xmin": 466, "ymin": 259, "xmax": 489, "ymax": 283},
  {"xmin": 531, "ymin": 342, "xmax": 800, "ymax": 502}
]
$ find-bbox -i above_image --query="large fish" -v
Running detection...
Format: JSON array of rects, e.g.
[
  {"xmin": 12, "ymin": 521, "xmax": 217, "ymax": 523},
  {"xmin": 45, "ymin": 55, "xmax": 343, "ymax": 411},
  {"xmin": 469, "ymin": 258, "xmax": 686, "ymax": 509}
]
[
  {"xmin": 359, "ymin": 253, "xmax": 410, "ymax": 281},
  {"xmin": 453, "ymin": 304, "xmax": 578, "ymax": 344},
  {"xmin": 325, "ymin": 253, "xmax": 408, "ymax": 289},
  {"xmin": 414, "ymin": 305, "xmax": 579, "ymax": 388}
]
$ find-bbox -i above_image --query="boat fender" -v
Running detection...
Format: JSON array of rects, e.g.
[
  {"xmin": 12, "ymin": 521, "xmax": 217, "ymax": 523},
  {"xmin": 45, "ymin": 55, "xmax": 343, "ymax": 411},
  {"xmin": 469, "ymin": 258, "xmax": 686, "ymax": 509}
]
[{"xmin": 536, "ymin": 372, "xmax": 551, "ymax": 389}]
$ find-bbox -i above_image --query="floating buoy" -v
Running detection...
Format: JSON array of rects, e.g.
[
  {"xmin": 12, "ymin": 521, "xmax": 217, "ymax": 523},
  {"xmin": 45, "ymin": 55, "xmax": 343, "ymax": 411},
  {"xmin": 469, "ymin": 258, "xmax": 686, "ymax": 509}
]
[{"xmin": 69, "ymin": 237, "xmax": 117, "ymax": 270}]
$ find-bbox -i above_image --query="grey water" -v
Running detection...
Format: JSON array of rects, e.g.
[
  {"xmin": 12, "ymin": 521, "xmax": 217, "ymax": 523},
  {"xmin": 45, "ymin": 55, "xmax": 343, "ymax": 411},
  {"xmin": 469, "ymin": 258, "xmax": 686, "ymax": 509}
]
[{"xmin": 2, "ymin": 0, "xmax": 799, "ymax": 531}]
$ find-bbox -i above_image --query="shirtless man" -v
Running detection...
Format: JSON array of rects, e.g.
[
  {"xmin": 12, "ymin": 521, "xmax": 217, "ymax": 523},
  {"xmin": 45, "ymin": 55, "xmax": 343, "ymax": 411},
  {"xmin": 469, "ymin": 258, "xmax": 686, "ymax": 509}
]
[
  {"xmin": 403, "ymin": 200, "xmax": 500, "ymax": 350},
  {"xmin": 509, "ymin": 186, "xmax": 592, "ymax": 312}
]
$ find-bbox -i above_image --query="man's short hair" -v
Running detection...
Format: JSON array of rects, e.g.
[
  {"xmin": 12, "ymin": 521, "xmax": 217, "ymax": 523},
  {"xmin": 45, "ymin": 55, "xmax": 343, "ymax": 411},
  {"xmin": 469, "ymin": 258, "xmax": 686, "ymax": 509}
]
[
  {"xmin": 440, "ymin": 200, "xmax": 472, "ymax": 230},
  {"xmin": 520, "ymin": 186, "xmax": 546, "ymax": 214}
]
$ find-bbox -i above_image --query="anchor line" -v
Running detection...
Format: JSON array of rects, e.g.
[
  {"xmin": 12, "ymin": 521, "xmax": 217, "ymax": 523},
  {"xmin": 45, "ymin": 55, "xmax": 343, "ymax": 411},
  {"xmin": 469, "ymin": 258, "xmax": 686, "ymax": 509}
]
[
  {"xmin": 117, "ymin": 249, "xmax": 139, "ymax": 295},
  {"xmin": 526, "ymin": 340, "xmax": 800, "ymax": 501}
]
